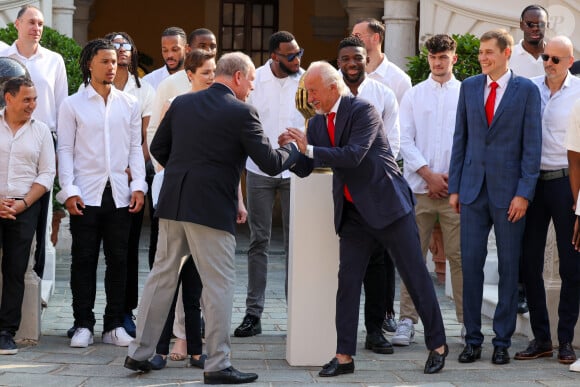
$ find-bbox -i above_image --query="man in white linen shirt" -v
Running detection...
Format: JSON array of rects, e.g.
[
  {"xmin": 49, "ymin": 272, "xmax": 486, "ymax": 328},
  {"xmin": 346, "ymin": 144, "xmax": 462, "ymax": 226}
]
[
  {"xmin": 57, "ymin": 39, "xmax": 147, "ymax": 349},
  {"xmin": 509, "ymin": 5, "xmax": 548, "ymax": 78},
  {"xmin": 398, "ymin": 34, "xmax": 463, "ymax": 346},
  {"xmin": 514, "ymin": 36, "xmax": 580, "ymax": 366},
  {"xmin": 0, "ymin": 77, "xmax": 55, "ymax": 355},
  {"xmin": 142, "ymin": 27, "xmax": 187, "ymax": 90},
  {"xmin": 351, "ymin": 17, "xmax": 411, "ymax": 104},
  {"xmin": 234, "ymin": 31, "xmax": 305, "ymax": 337},
  {"xmin": 335, "ymin": 35, "xmax": 399, "ymax": 355},
  {"xmin": 351, "ymin": 17, "xmax": 411, "ymax": 334},
  {"xmin": 0, "ymin": 4, "xmax": 68, "ymax": 280},
  {"xmin": 0, "ymin": 41, "xmax": 7, "ymax": 49}
]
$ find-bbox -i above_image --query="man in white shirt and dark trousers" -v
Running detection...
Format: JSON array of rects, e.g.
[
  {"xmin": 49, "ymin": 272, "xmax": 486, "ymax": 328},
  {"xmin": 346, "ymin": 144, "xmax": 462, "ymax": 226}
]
[
  {"xmin": 0, "ymin": 77, "xmax": 56, "ymax": 355},
  {"xmin": 336, "ymin": 35, "xmax": 399, "ymax": 354},
  {"xmin": 142, "ymin": 27, "xmax": 187, "ymax": 90},
  {"xmin": 399, "ymin": 34, "xmax": 464, "ymax": 345},
  {"xmin": 1, "ymin": 5, "xmax": 68, "ymax": 280},
  {"xmin": 515, "ymin": 36, "xmax": 580, "ymax": 366},
  {"xmin": 57, "ymin": 39, "xmax": 147, "ymax": 348},
  {"xmin": 509, "ymin": 5, "xmax": 548, "ymax": 78},
  {"xmin": 234, "ymin": 31, "xmax": 305, "ymax": 337},
  {"xmin": 351, "ymin": 17, "xmax": 412, "ymax": 333}
]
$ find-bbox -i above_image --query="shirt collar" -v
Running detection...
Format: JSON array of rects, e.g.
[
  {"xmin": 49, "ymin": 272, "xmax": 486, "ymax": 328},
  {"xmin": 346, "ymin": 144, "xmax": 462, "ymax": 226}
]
[
  {"xmin": 7, "ymin": 41, "xmax": 44, "ymax": 59},
  {"xmin": 487, "ymin": 70, "xmax": 511, "ymax": 89},
  {"xmin": 427, "ymin": 73, "xmax": 457, "ymax": 88}
]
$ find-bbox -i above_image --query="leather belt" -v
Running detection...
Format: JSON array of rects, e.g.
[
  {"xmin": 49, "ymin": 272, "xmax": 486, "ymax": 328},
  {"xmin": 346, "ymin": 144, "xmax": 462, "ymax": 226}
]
[{"xmin": 539, "ymin": 168, "xmax": 568, "ymax": 181}]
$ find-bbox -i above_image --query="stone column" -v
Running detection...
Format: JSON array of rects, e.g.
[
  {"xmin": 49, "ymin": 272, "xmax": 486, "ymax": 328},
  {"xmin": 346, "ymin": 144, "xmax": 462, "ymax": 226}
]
[
  {"xmin": 73, "ymin": 0, "xmax": 93, "ymax": 46},
  {"xmin": 52, "ymin": 0, "xmax": 75, "ymax": 37},
  {"xmin": 339, "ymin": 0, "xmax": 384, "ymax": 30},
  {"xmin": 382, "ymin": 0, "xmax": 418, "ymax": 69}
]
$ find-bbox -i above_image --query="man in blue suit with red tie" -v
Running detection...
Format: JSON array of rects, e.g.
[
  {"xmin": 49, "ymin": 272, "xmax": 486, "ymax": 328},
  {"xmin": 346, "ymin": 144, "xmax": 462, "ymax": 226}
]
[
  {"xmin": 281, "ymin": 61, "xmax": 448, "ymax": 376},
  {"xmin": 448, "ymin": 29, "xmax": 542, "ymax": 365}
]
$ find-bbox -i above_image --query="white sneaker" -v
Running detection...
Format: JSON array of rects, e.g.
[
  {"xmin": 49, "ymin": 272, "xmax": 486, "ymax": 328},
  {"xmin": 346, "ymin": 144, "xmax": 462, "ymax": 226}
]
[
  {"xmin": 70, "ymin": 328, "xmax": 93, "ymax": 348},
  {"xmin": 391, "ymin": 318, "xmax": 415, "ymax": 346},
  {"xmin": 570, "ymin": 358, "xmax": 580, "ymax": 372},
  {"xmin": 102, "ymin": 327, "xmax": 133, "ymax": 347}
]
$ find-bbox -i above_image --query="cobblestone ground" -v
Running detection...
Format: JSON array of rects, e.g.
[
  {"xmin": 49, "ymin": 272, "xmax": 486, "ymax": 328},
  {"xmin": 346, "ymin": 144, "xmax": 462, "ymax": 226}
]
[{"xmin": 0, "ymin": 222, "xmax": 578, "ymax": 386}]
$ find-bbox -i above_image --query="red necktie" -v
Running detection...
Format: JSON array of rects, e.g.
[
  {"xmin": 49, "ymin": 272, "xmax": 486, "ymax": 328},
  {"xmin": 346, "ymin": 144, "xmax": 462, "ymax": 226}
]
[
  {"xmin": 326, "ymin": 112, "xmax": 353, "ymax": 203},
  {"xmin": 326, "ymin": 112, "xmax": 336, "ymax": 145},
  {"xmin": 485, "ymin": 81, "xmax": 499, "ymax": 126}
]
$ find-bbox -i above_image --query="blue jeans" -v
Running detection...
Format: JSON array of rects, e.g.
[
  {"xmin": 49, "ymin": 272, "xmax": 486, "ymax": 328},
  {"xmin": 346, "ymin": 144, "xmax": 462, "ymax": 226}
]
[{"xmin": 245, "ymin": 171, "xmax": 290, "ymax": 317}]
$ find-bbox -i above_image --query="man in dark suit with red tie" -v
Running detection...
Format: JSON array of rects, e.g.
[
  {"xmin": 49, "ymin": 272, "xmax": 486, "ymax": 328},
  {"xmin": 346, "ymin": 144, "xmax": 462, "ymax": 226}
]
[
  {"xmin": 448, "ymin": 29, "xmax": 541, "ymax": 365},
  {"xmin": 280, "ymin": 61, "xmax": 448, "ymax": 376}
]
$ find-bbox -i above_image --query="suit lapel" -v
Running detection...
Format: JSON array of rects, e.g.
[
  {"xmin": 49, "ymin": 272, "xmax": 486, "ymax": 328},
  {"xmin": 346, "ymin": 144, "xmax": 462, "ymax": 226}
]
[{"xmin": 333, "ymin": 97, "xmax": 349, "ymax": 146}]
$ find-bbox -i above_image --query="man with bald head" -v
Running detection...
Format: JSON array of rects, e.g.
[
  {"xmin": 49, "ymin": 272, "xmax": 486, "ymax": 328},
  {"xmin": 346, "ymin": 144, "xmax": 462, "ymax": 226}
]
[{"xmin": 514, "ymin": 36, "xmax": 580, "ymax": 365}]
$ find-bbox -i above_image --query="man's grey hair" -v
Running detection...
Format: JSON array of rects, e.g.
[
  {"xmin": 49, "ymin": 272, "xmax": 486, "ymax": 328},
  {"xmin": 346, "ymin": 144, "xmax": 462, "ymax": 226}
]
[
  {"xmin": 306, "ymin": 61, "xmax": 349, "ymax": 96},
  {"xmin": 216, "ymin": 52, "xmax": 255, "ymax": 78}
]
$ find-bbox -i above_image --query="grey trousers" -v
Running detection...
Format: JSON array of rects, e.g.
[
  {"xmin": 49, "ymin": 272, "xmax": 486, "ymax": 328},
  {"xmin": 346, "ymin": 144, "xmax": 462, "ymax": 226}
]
[
  {"xmin": 245, "ymin": 171, "xmax": 290, "ymax": 317},
  {"xmin": 128, "ymin": 219, "xmax": 236, "ymax": 372}
]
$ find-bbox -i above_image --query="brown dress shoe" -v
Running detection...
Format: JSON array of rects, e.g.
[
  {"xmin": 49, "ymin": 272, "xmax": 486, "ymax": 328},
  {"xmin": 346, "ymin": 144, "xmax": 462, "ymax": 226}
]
[
  {"xmin": 514, "ymin": 339, "xmax": 553, "ymax": 360},
  {"xmin": 558, "ymin": 342, "xmax": 577, "ymax": 364}
]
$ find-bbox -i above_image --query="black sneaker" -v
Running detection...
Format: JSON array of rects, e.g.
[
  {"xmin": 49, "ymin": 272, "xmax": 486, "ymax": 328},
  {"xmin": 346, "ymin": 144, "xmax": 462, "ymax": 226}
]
[
  {"xmin": 234, "ymin": 314, "xmax": 262, "ymax": 337},
  {"xmin": 382, "ymin": 313, "xmax": 397, "ymax": 333},
  {"xmin": 67, "ymin": 325, "xmax": 77, "ymax": 339},
  {"xmin": 0, "ymin": 331, "xmax": 17, "ymax": 355}
]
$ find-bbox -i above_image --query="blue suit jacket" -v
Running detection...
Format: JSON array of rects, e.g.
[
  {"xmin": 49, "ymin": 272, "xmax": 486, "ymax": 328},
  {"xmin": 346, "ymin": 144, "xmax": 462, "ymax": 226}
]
[
  {"xmin": 448, "ymin": 72, "xmax": 542, "ymax": 208},
  {"xmin": 291, "ymin": 95, "xmax": 414, "ymax": 232}
]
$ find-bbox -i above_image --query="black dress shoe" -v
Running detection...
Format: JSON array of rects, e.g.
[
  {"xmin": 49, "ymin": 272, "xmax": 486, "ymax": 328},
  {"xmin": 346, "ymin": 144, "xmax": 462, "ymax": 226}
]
[
  {"xmin": 492, "ymin": 346, "xmax": 510, "ymax": 364},
  {"xmin": 189, "ymin": 353, "xmax": 207, "ymax": 369},
  {"xmin": 517, "ymin": 285, "xmax": 529, "ymax": 314},
  {"xmin": 424, "ymin": 344, "xmax": 449, "ymax": 374},
  {"xmin": 124, "ymin": 356, "xmax": 152, "ymax": 372},
  {"xmin": 204, "ymin": 366, "xmax": 258, "ymax": 384},
  {"xmin": 458, "ymin": 344, "xmax": 482, "ymax": 363},
  {"xmin": 558, "ymin": 342, "xmax": 577, "ymax": 364},
  {"xmin": 365, "ymin": 331, "xmax": 394, "ymax": 354},
  {"xmin": 382, "ymin": 314, "xmax": 397, "ymax": 333},
  {"xmin": 514, "ymin": 339, "xmax": 553, "ymax": 360},
  {"xmin": 318, "ymin": 357, "xmax": 355, "ymax": 377},
  {"xmin": 234, "ymin": 314, "xmax": 262, "ymax": 337}
]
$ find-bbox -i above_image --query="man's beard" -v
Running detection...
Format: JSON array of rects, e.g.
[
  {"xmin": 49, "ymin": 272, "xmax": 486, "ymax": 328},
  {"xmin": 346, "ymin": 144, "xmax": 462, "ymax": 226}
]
[
  {"xmin": 279, "ymin": 60, "xmax": 299, "ymax": 76},
  {"xmin": 166, "ymin": 57, "xmax": 184, "ymax": 72}
]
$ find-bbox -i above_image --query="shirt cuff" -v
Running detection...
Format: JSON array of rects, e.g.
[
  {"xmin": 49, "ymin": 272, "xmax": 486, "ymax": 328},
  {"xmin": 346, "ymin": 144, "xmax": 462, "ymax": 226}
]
[{"xmin": 306, "ymin": 145, "xmax": 314, "ymax": 159}]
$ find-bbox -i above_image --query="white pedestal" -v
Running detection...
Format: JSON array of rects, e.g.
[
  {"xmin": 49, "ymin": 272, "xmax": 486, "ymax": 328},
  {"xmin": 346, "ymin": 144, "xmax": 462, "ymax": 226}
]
[{"xmin": 286, "ymin": 172, "xmax": 339, "ymax": 366}]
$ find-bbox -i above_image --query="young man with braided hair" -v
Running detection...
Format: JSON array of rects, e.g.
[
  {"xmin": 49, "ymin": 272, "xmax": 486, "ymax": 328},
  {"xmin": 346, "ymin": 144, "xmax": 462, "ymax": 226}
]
[{"xmin": 56, "ymin": 38, "xmax": 147, "ymax": 348}]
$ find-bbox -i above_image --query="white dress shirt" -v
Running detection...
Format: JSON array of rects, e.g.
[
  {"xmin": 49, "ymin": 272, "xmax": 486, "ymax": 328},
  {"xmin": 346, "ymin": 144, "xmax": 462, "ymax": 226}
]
[
  {"xmin": 367, "ymin": 55, "xmax": 412, "ymax": 104},
  {"xmin": 0, "ymin": 109, "xmax": 55, "ymax": 197},
  {"xmin": 1, "ymin": 43, "xmax": 68, "ymax": 132},
  {"xmin": 56, "ymin": 85, "xmax": 147, "ymax": 207},
  {"xmin": 509, "ymin": 41, "xmax": 545, "ymax": 79},
  {"xmin": 352, "ymin": 77, "xmax": 400, "ymax": 158},
  {"xmin": 246, "ymin": 61, "xmax": 305, "ymax": 178},
  {"xmin": 146, "ymin": 69, "xmax": 190, "ymax": 154},
  {"xmin": 566, "ymin": 99, "xmax": 580, "ymax": 214},
  {"xmin": 532, "ymin": 73, "xmax": 580, "ymax": 170},
  {"xmin": 485, "ymin": 70, "xmax": 511, "ymax": 113},
  {"xmin": 142, "ymin": 66, "xmax": 171, "ymax": 90},
  {"xmin": 399, "ymin": 74, "xmax": 460, "ymax": 194},
  {"xmin": 0, "ymin": 41, "xmax": 8, "ymax": 49}
]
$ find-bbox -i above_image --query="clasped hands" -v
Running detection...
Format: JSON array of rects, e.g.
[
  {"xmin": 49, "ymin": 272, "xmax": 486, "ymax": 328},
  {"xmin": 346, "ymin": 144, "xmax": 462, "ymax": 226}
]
[{"xmin": 278, "ymin": 127, "xmax": 307, "ymax": 154}]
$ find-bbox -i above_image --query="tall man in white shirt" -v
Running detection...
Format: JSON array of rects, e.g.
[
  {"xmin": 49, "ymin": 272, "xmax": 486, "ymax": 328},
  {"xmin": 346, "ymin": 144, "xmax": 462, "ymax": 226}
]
[
  {"xmin": 510, "ymin": 5, "xmax": 548, "ymax": 78},
  {"xmin": 351, "ymin": 17, "xmax": 412, "ymax": 333},
  {"xmin": 514, "ymin": 36, "xmax": 580, "ymax": 366},
  {"xmin": 234, "ymin": 31, "xmax": 305, "ymax": 337},
  {"xmin": 0, "ymin": 77, "xmax": 55, "ymax": 355},
  {"xmin": 336, "ymin": 35, "xmax": 399, "ymax": 354},
  {"xmin": 1, "ymin": 5, "xmax": 68, "ymax": 280},
  {"xmin": 399, "ymin": 34, "xmax": 463, "ymax": 346},
  {"xmin": 142, "ymin": 27, "xmax": 187, "ymax": 90},
  {"xmin": 57, "ymin": 39, "xmax": 147, "ymax": 349}
]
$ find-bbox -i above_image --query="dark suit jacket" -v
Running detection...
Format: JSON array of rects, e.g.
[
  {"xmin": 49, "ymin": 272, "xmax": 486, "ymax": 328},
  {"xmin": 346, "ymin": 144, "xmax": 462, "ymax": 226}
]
[
  {"xmin": 150, "ymin": 82, "xmax": 300, "ymax": 235},
  {"xmin": 448, "ymin": 72, "xmax": 542, "ymax": 207},
  {"xmin": 291, "ymin": 95, "xmax": 414, "ymax": 232}
]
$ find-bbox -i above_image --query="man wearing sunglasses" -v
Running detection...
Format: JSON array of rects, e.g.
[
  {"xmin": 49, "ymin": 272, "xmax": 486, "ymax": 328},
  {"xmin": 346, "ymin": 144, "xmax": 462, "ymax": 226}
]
[
  {"xmin": 234, "ymin": 31, "xmax": 305, "ymax": 338},
  {"xmin": 510, "ymin": 5, "xmax": 548, "ymax": 78},
  {"xmin": 515, "ymin": 36, "xmax": 580, "ymax": 367}
]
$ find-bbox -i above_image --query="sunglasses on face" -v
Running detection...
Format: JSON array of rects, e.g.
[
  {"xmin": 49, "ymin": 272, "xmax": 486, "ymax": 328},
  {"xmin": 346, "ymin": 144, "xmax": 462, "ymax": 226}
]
[
  {"xmin": 524, "ymin": 21, "xmax": 546, "ymax": 29},
  {"xmin": 541, "ymin": 54, "xmax": 568, "ymax": 64},
  {"xmin": 276, "ymin": 48, "xmax": 304, "ymax": 62},
  {"xmin": 112, "ymin": 42, "xmax": 132, "ymax": 51}
]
